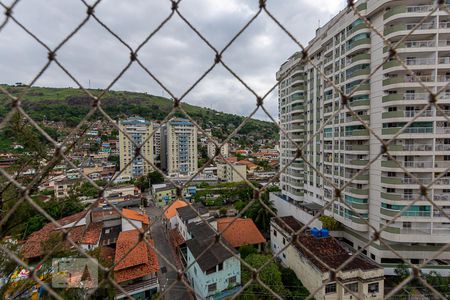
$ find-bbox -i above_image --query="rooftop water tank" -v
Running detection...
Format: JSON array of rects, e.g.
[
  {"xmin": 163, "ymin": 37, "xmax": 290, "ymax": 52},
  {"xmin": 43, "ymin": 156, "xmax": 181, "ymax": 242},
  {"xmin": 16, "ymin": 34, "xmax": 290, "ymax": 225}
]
[
  {"xmin": 311, "ymin": 227, "xmax": 320, "ymax": 237},
  {"xmin": 321, "ymin": 228, "xmax": 329, "ymax": 238}
]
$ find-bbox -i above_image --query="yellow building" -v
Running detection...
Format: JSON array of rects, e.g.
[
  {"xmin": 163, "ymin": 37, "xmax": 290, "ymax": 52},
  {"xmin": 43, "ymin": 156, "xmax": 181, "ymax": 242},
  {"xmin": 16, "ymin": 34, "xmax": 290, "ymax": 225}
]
[{"xmin": 118, "ymin": 117, "xmax": 154, "ymax": 178}]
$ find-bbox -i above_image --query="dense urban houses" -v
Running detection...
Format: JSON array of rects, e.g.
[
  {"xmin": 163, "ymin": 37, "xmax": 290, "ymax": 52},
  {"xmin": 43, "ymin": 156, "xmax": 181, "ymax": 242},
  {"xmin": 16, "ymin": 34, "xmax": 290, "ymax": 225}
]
[
  {"xmin": 271, "ymin": 216, "xmax": 384, "ymax": 299},
  {"xmin": 272, "ymin": 0, "xmax": 450, "ymax": 266},
  {"xmin": 161, "ymin": 118, "xmax": 198, "ymax": 176},
  {"xmin": 118, "ymin": 116, "xmax": 155, "ymax": 179}
]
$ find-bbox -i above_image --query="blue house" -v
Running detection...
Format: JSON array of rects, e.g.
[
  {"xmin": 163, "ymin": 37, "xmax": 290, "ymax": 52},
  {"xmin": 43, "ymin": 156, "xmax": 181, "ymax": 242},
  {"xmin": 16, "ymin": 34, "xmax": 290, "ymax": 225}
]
[{"xmin": 185, "ymin": 237, "xmax": 241, "ymax": 300}]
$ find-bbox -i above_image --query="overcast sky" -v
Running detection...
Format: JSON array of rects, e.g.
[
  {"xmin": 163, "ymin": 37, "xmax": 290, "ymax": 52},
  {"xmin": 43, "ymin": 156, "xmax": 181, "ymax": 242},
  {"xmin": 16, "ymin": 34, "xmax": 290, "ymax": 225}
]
[{"xmin": 0, "ymin": 0, "xmax": 346, "ymax": 119}]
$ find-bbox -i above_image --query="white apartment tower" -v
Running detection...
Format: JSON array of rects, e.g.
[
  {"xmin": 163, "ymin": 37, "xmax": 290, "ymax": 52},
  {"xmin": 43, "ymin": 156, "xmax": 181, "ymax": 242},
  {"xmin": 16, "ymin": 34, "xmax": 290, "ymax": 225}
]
[
  {"xmin": 161, "ymin": 118, "xmax": 198, "ymax": 176},
  {"xmin": 273, "ymin": 0, "xmax": 450, "ymax": 265},
  {"xmin": 207, "ymin": 141, "xmax": 229, "ymax": 159},
  {"xmin": 118, "ymin": 116, "xmax": 154, "ymax": 178}
]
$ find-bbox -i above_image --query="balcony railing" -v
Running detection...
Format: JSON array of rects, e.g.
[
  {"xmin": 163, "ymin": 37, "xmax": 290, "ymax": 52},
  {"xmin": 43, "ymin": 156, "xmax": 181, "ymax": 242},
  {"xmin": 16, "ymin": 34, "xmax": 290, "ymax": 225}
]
[
  {"xmin": 383, "ymin": 5, "xmax": 433, "ymax": 20},
  {"xmin": 382, "ymin": 110, "xmax": 433, "ymax": 119},
  {"xmin": 382, "ymin": 127, "xmax": 433, "ymax": 135}
]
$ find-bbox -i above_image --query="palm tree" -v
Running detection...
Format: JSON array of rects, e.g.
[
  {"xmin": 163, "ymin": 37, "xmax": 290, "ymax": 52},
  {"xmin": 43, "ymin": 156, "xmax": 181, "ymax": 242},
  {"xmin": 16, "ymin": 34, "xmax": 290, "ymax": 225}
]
[{"xmin": 245, "ymin": 193, "xmax": 277, "ymax": 234}]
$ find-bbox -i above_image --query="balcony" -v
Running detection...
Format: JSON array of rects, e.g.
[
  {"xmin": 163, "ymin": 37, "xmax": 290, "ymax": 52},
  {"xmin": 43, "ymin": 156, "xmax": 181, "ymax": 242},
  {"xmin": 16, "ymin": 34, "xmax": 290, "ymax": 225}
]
[
  {"xmin": 349, "ymin": 98, "xmax": 370, "ymax": 107},
  {"xmin": 381, "ymin": 208, "xmax": 431, "ymax": 218},
  {"xmin": 389, "ymin": 143, "xmax": 433, "ymax": 151},
  {"xmin": 382, "ymin": 109, "xmax": 433, "ymax": 119},
  {"xmin": 384, "ymin": 58, "xmax": 436, "ymax": 69},
  {"xmin": 381, "ymin": 160, "xmax": 433, "ymax": 168},
  {"xmin": 382, "ymin": 127, "xmax": 433, "ymax": 135},
  {"xmin": 381, "ymin": 177, "xmax": 432, "ymax": 185},
  {"xmin": 346, "ymin": 53, "xmax": 370, "ymax": 65},
  {"xmin": 345, "ymin": 129, "xmax": 369, "ymax": 137},
  {"xmin": 347, "ymin": 38, "xmax": 370, "ymax": 51},
  {"xmin": 382, "ymin": 93, "xmax": 429, "ymax": 102},
  {"xmin": 345, "ymin": 144, "xmax": 369, "ymax": 151},
  {"xmin": 435, "ymin": 144, "xmax": 450, "ymax": 151},
  {"xmin": 383, "ymin": 5, "xmax": 433, "ymax": 20},
  {"xmin": 436, "ymin": 127, "xmax": 450, "ymax": 134},
  {"xmin": 384, "ymin": 22, "xmax": 435, "ymax": 36},
  {"xmin": 349, "ymin": 188, "xmax": 369, "ymax": 195},
  {"xmin": 381, "ymin": 192, "xmax": 423, "ymax": 201},
  {"xmin": 345, "ymin": 159, "xmax": 369, "ymax": 166},
  {"xmin": 348, "ymin": 23, "xmax": 369, "ymax": 35},
  {"xmin": 347, "ymin": 68, "xmax": 370, "ymax": 79}
]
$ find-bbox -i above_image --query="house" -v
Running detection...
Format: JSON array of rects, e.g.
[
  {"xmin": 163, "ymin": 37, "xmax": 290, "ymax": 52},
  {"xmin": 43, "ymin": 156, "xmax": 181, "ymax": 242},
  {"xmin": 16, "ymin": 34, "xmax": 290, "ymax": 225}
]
[
  {"xmin": 270, "ymin": 216, "xmax": 384, "ymax": 300},
  {"xmin": 121, "ymin": 208, "xmax": 150, "ymax": 232},
  {"xmin": 163, "ymin": 199, "xmax": 189, "ymax": 230},
  {"xmin": 151, "ymin": 183, "xmax": 176, "ymax": 206},
  {"xmin": 185, "ymin": 237, "xmax": 241, "ymax": 300},
  {"xmin": 114, "ymin": 230, "xmax": 159, "ymax": 299},
  {"xmin": 21, "ymin": 211, "xmax": 103, "ymax": 260},
  {"xmin": 54, "ymin": 178, "xmax": 78, "ymax": 199},
  {"xmin": 217, "ymin": 218, "xmax": 265, "ymax": 250},
  {"xmin": 175, "ymin": 203, "xmax": 210, "ymax": 241}
]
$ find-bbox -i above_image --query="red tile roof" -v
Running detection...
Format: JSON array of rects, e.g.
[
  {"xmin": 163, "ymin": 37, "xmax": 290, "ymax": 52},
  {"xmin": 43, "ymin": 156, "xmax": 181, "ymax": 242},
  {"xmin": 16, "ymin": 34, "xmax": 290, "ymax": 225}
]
[
  {"xmin": 114, "ymin": 230, "xmax": 159, "ymax": 283},
  {"xmin": 164, "ymin": 200, "xmax": 189, "ymax": 219},
  {"xmin": 292, "ymin": 235, "xmax": 380, "ymax": 272},
  {"xmin": 237, "ymin": 160, "xmax": 258, "ymax": 170},
  {"xmin": 217, "ymin": 217, "xmax": 266, "ymax": 248},
  {"xmin": 80, "ymin": 222, "xmax": 103, "ymax": 245},
  {"xmin": 21, "ymin": 211, "xmax": 87, "ymax": 259},
  {"xmin": 122, "ymin": 208, "xmax": 150, "ymax": 225}
]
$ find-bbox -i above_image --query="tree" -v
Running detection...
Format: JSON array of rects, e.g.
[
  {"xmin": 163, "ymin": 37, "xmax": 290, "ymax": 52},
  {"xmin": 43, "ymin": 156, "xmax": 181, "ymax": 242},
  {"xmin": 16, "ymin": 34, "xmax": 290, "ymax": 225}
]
[
  {"xmin": 280, "ymin": 267, "xmax": 309, "ymax": 299},
  {"xmin": 319, "ymin": 216, "xmax": 341, "ymax": 230},
  {"xmin": 148, "ymin": 171, "xmax": 164, "ymax": 185},
  {"xmin": 244, "ymin": 194, "xmax": 277, "ymax": 234},
  {"xmin": 241, "ymin": 254, "xmax": 285, "ymax": 299},
  {"xmin": 239, "ymin": 245, "xmax": 257, "ymax": 259}
]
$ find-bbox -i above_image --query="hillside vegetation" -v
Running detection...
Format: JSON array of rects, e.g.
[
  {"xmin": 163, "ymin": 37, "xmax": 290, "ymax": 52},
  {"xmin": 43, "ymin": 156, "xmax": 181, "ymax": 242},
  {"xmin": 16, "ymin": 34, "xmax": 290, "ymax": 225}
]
[{"xmin": 0, "ymin": 85, "xmax": 278, "ymax": 141}]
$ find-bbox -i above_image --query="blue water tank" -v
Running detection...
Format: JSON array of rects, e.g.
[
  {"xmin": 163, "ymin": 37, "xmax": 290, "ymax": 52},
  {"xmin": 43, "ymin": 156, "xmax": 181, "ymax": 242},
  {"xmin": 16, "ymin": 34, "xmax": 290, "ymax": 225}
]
[
  {"xmin": 311, "ymin": 227, "xmax": 320, "ymax": 237},
  {"xmin": 321, "ymin": 228, "xmax": 329, "ymax": 238}
]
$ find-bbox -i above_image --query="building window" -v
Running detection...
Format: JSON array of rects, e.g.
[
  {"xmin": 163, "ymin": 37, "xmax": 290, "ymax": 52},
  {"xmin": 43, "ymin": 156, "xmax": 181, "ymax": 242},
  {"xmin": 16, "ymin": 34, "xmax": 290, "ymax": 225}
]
[
  {"xmin": 208, "ymin": 283, "xmax": 217, "ymax": 293},
  {"xmin": 345, "ymin": 282, "xmax": 359, "ymax": 293},
  {"xmin": 218, "ymin": 263, "xmax": 223, "ymax": 271},
  {"xmin": 194, "ymin": 266, "xmax": 197, "ymax": 276},
  {"xmin": 325, "ymin": 283, "xmax": 336, "ymax": 294},
  {"xmin": 368, "ymin": 282, "xmax": 379, "ymax": 293},
  {"xmin": 273, "ymin": 230, "xmax": 277, "ymax": 237},
  {"xmin": 282, "ymin": 237, "xmax": 286, "ymax": 245},
  {"xmin": 228, "ymin": 276, "xmax": 237, "ymax": 286}
]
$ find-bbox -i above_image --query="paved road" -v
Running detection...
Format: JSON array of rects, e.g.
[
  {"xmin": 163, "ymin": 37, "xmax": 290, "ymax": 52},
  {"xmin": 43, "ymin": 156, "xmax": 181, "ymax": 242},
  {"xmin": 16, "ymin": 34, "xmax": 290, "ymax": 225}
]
[{"xmin": 146, "ymin": 206, "xmax": 191, "ymax": 300}]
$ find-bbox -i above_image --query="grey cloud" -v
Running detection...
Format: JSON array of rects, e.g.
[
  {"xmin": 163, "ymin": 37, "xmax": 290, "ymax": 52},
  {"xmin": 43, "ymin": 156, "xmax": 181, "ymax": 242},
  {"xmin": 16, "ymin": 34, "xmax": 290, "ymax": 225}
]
[{"xmin": 0, "ymin": 0, "xmax": 346, "ymax": 120}]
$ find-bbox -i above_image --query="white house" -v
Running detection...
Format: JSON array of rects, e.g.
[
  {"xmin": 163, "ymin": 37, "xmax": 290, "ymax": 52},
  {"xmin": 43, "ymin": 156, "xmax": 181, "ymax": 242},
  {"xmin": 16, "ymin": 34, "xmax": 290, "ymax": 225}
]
[{"xmin": 271, "ymin": 216, "xmax": 384, "ymax": 300}]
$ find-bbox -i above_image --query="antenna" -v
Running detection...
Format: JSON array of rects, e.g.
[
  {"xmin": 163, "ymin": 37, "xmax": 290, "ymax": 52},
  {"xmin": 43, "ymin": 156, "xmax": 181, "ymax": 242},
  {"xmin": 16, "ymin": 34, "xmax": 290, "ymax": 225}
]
[{"xmin": 318, "ymin": 19, "xmax": 321, "ymax": 28}]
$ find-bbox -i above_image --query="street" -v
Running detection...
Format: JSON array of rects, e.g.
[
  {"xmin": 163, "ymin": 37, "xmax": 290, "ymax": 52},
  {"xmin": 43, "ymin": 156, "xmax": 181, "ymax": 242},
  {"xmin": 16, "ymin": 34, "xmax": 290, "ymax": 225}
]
[{"xmin": 146, "ymin": 205, "xmax": 191, "ymax": 300}]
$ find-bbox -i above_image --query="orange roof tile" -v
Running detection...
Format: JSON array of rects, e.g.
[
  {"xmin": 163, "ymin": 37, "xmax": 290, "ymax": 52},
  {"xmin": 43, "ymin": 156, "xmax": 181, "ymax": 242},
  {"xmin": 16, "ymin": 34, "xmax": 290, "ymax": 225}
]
[
  {"xmin": 122, "ymin": 208, "xmax": 150, "ymax": 225},
  {"xmin": 164, "ymin": 200, "xmax": 189, "ymax": 219},
  {"xmin": 114, "ymin": 230, "xmax": 159, "ymax": 283},
  {"xmin": 21, "ymin": 211, "xmax": 87, "ymax": 259},
  {"xmin": 237, "ymin": 160, "xmax": 258, "ymax": 169},
  {"xmin": 80, "ymin": 222, "xmax": 103, "ymax": 245},
  {"xmin": 217, "ymin": 217, "xmax": 266, "ymax": 248}
]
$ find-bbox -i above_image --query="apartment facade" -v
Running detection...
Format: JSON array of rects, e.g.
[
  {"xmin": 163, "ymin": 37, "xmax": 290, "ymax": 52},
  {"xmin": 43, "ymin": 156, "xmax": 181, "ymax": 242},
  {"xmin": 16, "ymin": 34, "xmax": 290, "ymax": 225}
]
[
  {"xmin": 207, "ymin": 141, "xmax": 229, "ymax": 159},
  {"xmin": 118, "ymin": 117, "xmax": 154, "ymax": 178},
  {"xmin": 161, "ymin": 118, "xmax": 198, "ymax": 176},
  {"xmin": 273, "ymin": 0, "xmax": 450, "ymax": 264},
  {"xmin": 217, "ymin": 163, "xmax": 247, "ymax": 182}
]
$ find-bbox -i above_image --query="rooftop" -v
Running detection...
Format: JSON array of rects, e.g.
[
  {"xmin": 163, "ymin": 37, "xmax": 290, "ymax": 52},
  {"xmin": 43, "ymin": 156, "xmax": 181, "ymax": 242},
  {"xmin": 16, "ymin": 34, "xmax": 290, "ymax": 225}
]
[
  {"xmin": 293, "ymin": 235, "xmax": 380, "ymax": 273},
  {"xmin": 114, "ymin": 230, "xmax": 159, "ymax": 283},
  {"xmin": 272, "ymin": 216, "xmax": 306, "ymax": 235},
  {"xmin": 186, "ymin": 237, "xmax": 237, "ymax": 272},
  {"xmin": 176, "ymin": 202, "xmax": 208, "ymax": 222},
  {"xmin": 164, "ymin": 199, "xmax": 189, "ymax": 219},
  {"xmin": 122, "ymin": 208, "xmax": 150, "ymax": 225},
  {"xmin": 217, "ymin": 218, "xmax": 265, "ymax": 248}
]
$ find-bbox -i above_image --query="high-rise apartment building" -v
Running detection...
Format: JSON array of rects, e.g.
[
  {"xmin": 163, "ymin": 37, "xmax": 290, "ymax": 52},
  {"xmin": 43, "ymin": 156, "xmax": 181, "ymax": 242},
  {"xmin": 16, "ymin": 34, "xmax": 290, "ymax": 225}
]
[
  {"xmin": 161, "ymin": 118, "xmax": 198, "ymax": 176},
  {"xmin": 207, "ymin": 141, "xmax": 229, "ymax": 159},
  {"xmin": 118, "ymin": 117, "xmax": 154, "ymax": 178},
  {"xmin": 272, "ymin": 0, "xmax": 450, "ymax": 265}
]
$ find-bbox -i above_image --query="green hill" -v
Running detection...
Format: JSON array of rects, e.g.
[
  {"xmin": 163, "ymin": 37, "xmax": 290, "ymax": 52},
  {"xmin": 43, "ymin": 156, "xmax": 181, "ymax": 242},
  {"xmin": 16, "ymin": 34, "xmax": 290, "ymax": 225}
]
[{"xmin": 0, "ymin": 85, "xmax": 278, "ymax": 142}]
